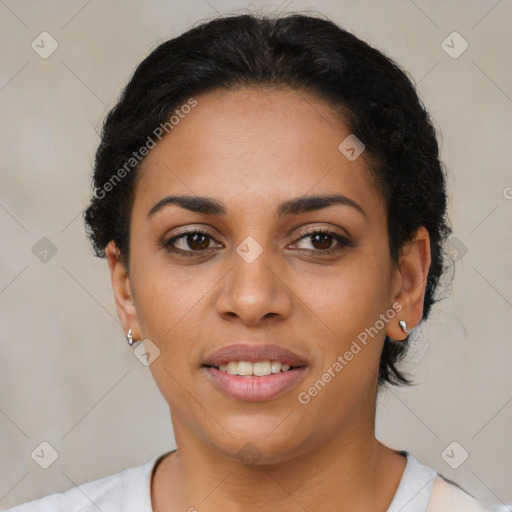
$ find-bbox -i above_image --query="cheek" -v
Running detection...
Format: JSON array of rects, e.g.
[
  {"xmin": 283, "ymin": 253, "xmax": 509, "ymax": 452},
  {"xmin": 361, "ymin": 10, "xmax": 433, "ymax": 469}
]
[
  {"xmin": 131, "ymin": 235, "xmax": 200, "ymax": 325},
  {"xmin": 293, "ymin": 251, "xmax": 392, "ymax": 343},
  {"xmin": 294, "ymin": 273, "xmax": 388, "ymax": 419},
  {"xmin": 131, "ymin": 265, "xmax": 203, "ymax": 408},
  {"xmin": 290, "ymin": 252, "xmax": 393, "ymax": 408},
  {"xmin": 130, "ymin": 257, "xmax": 196, "ymax": 356}
]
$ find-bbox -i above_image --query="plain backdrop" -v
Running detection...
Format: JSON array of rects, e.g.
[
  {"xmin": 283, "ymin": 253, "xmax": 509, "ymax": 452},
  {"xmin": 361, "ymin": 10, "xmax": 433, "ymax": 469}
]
[{"xmin": 1, "ymin": 0, "xmax": 511, "ymax": 509}]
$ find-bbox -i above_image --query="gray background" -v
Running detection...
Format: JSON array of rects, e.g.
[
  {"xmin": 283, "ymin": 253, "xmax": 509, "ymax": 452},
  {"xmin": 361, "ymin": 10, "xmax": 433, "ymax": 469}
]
[{"xmin": 0, "ymin": 0, "xmax": 511, "ymax": 509}]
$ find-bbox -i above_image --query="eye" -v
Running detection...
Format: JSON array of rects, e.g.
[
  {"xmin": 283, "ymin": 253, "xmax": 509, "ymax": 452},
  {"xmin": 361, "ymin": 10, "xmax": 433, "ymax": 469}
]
[
  {"xmin": 292, "ymin": 227, "xmax": 353, "ymax": 255},
  {"xmin": 163, "ymin": 226, "xmax": 353, "ymax": 257},
  {"xmin": 164, "ymin": 229, "xmax": 222, "ymax": 256}
]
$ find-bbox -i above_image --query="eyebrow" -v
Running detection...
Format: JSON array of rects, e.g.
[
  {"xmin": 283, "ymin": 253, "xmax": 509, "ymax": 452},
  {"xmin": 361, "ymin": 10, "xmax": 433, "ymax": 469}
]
[{"xmin": 147, "ymin": 193, "xmax": 367, "ymax": 219}]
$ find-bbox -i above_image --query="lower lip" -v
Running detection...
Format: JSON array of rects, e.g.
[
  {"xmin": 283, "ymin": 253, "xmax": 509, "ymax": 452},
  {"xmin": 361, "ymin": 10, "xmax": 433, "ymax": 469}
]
[{"xmin": 203, "ymin": 366, "xmax": 307, "ymax": 401}]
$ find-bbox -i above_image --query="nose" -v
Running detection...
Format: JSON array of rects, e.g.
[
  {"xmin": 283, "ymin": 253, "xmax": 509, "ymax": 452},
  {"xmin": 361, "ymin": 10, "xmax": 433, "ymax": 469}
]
[{"xmin": 215, "ymin": 240, "xmax": 293, "ymax": 327}]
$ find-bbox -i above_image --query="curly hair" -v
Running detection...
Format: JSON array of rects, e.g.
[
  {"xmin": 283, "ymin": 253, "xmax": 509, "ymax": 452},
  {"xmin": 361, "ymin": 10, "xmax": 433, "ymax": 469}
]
[{"xmin": 83, "ymin": 11, "xmax": 451, "ymax": 387}]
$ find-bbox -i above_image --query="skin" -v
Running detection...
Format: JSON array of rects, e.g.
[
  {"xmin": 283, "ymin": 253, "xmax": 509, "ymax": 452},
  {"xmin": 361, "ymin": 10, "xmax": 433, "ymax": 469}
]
[{"xmin": 106, "ymin": 86, "xmax": 431, "ymax": 512}]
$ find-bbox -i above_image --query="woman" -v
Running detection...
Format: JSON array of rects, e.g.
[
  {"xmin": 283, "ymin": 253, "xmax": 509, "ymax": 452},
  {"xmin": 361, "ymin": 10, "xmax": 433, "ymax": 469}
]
[{"xmin": 7, "ymin": 11, "xmax": 493, "ymax": 512}]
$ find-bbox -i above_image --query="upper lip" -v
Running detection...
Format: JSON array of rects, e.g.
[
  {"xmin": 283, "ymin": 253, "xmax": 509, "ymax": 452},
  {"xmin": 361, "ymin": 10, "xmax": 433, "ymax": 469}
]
[{"xmin": 203, "ymin": 343, "xmax": 308, "ymax": 367}]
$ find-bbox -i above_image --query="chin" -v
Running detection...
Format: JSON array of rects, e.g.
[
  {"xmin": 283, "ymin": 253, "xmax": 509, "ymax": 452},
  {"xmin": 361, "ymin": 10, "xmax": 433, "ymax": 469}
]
[{"xmin": 202, "ymin": 423, "xmax": 314, "ymax": 467}]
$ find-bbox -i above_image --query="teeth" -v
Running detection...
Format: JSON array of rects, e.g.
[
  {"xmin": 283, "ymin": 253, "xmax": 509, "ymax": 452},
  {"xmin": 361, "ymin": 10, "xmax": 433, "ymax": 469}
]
[
  {"xmin": 238, "ymin": 361, "xmax": 253, "ymax": 376},
  {"xmin": 217, "ymin": 360, "xmax": 294, "ymax": 376},
  {"xmin": 226, "ymin": 361, "xmax": 238, "ymax": 375}
]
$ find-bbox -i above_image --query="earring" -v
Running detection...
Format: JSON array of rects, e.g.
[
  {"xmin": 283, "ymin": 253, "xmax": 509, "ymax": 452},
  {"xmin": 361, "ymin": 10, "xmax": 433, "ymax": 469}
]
[
  {"xmin": 399, "ymin": 320, "xmax": 409, "ymax": 336},
  {"xmin": 126, "ymin": 328, "xmax": 134, "ymax": 346}
]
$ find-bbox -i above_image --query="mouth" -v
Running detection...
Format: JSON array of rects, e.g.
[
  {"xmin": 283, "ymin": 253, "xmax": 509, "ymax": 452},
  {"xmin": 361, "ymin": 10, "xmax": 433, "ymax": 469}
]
[
  {"xmin": 203, "ymin": 360, "xmax": 304, "ymax": 376},
  {"xmin": 201, "ymin": 344, "xmax": 308, "ymax": 402}
]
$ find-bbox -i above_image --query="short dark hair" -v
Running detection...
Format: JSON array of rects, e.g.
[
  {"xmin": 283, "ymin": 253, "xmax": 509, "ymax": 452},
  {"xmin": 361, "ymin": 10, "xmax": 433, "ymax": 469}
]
[{"xmin": 83, "ymin": 11, "xmax": 451, "ymax": 387}]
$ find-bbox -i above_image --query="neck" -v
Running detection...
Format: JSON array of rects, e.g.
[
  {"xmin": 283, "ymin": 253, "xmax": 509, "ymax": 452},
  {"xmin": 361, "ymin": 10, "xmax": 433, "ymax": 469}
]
[{"xmin": 151, "ymin": 413, "xmax": 406, "ymax": 512}]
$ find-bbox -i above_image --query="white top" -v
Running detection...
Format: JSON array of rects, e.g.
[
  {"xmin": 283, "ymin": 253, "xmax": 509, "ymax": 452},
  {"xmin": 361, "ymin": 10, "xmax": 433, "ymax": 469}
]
[{"xmin": 5, "ymin": 450, "xmax": 493, "ymax": 511}]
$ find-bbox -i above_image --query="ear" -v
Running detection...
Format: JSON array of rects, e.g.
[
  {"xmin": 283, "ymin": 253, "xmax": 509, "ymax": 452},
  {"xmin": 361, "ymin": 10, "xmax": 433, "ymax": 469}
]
[
  {"xmin": 386, "ymin": 226, "xmax": 431, "ymax": 341},
  {"xmin": 105, "ymin": 241, "xmax": 141, "ymax": 342}
]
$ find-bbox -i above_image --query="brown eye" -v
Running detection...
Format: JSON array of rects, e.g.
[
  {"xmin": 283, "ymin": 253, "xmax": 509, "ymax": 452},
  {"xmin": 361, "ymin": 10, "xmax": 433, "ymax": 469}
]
[
  {"xmin": 293, "ymin": 228, "xmax": 353, "ymax": 255},
  {"xmin": 309, "ymin": 232, "xmax": 334, "ymax": 250},
  {"xmin": 164, "ymin": 229, "xmax": 222, "ymax": 255},
  {"xmin": 184, "ymin": 232, "xmax": 210, "ymax": 251}
]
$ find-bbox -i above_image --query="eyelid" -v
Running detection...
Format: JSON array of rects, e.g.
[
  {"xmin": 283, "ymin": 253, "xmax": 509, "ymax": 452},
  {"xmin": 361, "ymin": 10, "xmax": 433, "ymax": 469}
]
[
  {"xmin": 163, "ymin": 223, "xmax": 353, "ymax": 257},
  {"xmin": 163, "ymin": 226, "xmax": 222, "ymax": 248},
  {"xmin": 288, "ymin": 222, "xmax": 354, "ymax": 250},
  {"xmin": 295, "ymin": 224, "xmax": 351, "ymax": 239},
  {"xmin": 290, "ymin": 226, "xmax": 354, "ymax": 253},
  {"xmin": 164, "ymin": 224, "xmax": 349, "ymax": 243}
]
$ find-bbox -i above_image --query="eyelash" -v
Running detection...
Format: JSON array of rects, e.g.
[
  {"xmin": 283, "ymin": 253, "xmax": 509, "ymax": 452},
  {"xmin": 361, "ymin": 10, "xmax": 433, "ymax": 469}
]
[{"xmin": 163, "ymin": 227, "xmax": 353, "ymax": 257}]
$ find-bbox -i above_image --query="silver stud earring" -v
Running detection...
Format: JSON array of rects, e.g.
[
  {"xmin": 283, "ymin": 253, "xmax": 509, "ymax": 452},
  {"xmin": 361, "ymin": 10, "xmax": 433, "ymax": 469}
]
[
  {"xmin": 126, "ymin": 328, "xmax": 134, "ymax": 346},
  {"xmin": 399, "ymin": 320, "xmax": 408, "ymax": 336}
]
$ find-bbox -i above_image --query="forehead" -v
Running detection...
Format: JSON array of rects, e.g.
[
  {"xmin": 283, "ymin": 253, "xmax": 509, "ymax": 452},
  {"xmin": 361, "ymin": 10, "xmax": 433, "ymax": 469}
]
[{"xmin": 133, "ymin": 86, "xmax": 383, "ymax": 218}]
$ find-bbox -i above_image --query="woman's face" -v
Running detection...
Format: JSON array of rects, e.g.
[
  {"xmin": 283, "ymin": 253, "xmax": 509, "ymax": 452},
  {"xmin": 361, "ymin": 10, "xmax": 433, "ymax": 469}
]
[{"xmin": 111, "ymin": 86, "xmax": 411, "ymax": 462}]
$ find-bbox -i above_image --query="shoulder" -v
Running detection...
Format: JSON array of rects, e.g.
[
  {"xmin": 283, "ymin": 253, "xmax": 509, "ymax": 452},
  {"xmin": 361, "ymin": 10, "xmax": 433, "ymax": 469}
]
[
  {"xmin": 4, "ymin": 456, "xmax": 159, "ymax": 512},
  {"xmin": 426, "ymin": 474, "xmax": 493, "ymax": 512},
  {"xmin": 386, "ymin": 451, "xmax": 493, "ymax": 512}
]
